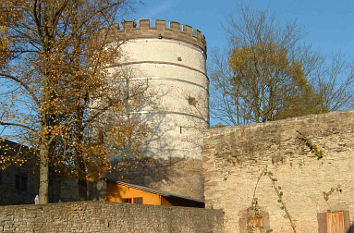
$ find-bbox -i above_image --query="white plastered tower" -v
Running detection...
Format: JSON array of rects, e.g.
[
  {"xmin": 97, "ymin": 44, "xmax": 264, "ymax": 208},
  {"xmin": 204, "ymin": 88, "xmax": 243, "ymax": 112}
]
[{"xmin": 108, "ymin": 19, "xmax": 208, "ymax": 199}]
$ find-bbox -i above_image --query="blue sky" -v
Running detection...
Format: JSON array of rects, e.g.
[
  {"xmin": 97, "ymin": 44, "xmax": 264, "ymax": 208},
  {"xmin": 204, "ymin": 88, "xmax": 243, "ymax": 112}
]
[{"xmin": 128, "ymin": 0, "xmax": 354, "ymax": 66}]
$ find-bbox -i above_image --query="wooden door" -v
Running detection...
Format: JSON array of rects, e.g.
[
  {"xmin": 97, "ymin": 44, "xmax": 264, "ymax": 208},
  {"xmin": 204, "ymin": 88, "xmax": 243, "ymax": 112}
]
[{"xmin": 326, "ymin": 211, "xmax": 345, "ymax": 233}]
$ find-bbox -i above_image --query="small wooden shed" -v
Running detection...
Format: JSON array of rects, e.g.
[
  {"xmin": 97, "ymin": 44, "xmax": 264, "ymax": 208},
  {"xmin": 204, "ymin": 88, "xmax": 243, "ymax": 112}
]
[{"xmin": 106, "ymin": 180, "xmax": 204, "ymax": 208}]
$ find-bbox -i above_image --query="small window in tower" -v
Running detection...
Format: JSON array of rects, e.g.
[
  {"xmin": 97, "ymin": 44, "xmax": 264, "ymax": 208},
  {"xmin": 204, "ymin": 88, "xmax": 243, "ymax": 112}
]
[
  {"xmin": 187, "ymin": 96, "xmax": 197, "ymax": 107},
  {"xmin": 177, "ymin": 56, "xmax": 182, "ymax": 61},
  {"xmin": 180, "ymin": 126, "xmax": 182, "ymax": 134}
]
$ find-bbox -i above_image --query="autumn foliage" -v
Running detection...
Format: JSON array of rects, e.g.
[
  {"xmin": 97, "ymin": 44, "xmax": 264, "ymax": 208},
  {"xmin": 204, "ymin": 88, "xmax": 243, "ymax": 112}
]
[
  {"xmin": 211, "ymin": 6, "xmax": 353, "ymax": 126},
  {"xmin": 0, "ymin": 0, "xmax": 149, "ymax": 203},
  {"xmin": 228, "ymin": 42, "xmax": 326, "ymax": 123}
]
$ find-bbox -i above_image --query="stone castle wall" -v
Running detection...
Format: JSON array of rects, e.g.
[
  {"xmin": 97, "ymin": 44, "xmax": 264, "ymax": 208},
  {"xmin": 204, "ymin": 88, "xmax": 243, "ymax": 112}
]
[
  {"xmin": 0, "ymin": 201, "xmax": 223, "ymax": 233},
  {"xmin": 202, "ymin": 110, "xmax": 354, "ymax": 233}
]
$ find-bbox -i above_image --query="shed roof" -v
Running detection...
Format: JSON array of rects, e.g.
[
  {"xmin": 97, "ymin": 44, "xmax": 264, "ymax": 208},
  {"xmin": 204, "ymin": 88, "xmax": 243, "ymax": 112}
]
[{"xmin": 106, "ymin": 179, "xmax": 204, "ymax": 205}]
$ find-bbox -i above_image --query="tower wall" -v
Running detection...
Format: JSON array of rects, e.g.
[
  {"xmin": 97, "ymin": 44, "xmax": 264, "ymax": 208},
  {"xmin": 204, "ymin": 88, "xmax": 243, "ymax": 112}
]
[{"xmin": 108, "ymin": 20, "xmax": 208, "ymax": 200}]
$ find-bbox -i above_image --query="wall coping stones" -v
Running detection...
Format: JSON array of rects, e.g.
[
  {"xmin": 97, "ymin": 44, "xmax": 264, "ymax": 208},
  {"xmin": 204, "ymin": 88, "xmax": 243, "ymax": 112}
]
[{"xmin": 206, "ymin": 110, "xmax": 354, "ymax": 139}]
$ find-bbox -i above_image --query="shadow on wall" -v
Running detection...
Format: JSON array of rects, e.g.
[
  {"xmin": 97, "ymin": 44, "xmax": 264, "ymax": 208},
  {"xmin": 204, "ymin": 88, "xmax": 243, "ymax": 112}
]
[
  {"xmin": 348, "ymin": 223, "xmax": 354, "ymax": 233},
  {"xmin": 106, "ymin": 104, "xmax": 205, "ymax": 199},
  {"xmin": 107, "ymin": 155, "xmax": 204, "ymax": 199},
  {"xmin": 108, "ymin": 156, "xmax": 184, "ymax": 186},
  {"xmin": 108, "ymin": 157, "xmax": 173, "ymax": 186}
]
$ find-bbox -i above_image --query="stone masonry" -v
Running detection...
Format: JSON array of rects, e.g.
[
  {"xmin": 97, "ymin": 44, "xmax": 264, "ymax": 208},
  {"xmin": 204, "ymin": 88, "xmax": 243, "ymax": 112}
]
[
  {"xmin": 203, "ymin": 110, "xmax": 354, "ymax": 233},
  {"xmin": 0, "ymin": 201, "xmax": 223, "ymax": 233},
  {"xmin": 106, "ymin": 19, "xmax": 209, "ymax": 200}
]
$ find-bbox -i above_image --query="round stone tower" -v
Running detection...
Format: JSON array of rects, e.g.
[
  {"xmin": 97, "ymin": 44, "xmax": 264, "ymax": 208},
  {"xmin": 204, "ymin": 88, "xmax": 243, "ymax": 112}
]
[{"xmin": 109, "ymin": 19, "xmax": 208, "ymax": 200}]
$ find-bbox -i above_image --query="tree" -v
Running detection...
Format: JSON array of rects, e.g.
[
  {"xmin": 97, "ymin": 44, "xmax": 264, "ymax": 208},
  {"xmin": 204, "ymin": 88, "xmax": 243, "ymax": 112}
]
[
  {"xmin": 227, "ymin": 41, "xmax": 326, "ymax": 123},
  {"xmin": 0, "ymin": 0, "xmax": 149, "ymax": 203},
  {"xmin": 211, "ymin": 6, "xmax": 353, "ymax": 125},
  {"xmin": 303, "ymin": 52, "xmax": 354, "ymax": 112},
  {"xmin": 0, "ymin": 1, "xmax": 22, "ymax": 67}
]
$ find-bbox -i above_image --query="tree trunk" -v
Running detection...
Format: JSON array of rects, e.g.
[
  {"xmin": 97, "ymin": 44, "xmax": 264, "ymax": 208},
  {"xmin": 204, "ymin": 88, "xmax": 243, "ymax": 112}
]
[{"xmin": 39, "ymin": 142, "xmax": 49, "ymax": 204}]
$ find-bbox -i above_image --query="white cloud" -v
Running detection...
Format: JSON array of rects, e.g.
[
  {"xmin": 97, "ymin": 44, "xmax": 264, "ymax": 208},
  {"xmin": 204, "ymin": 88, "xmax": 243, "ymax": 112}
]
[{"xmin": 143, "ymin": 0, "xmax": 179, "ymax": 19}]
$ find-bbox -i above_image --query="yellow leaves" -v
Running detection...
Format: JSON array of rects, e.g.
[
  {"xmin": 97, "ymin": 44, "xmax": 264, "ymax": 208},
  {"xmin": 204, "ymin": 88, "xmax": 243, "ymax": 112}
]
[
  {"xmin": 0, "ymin": 1, "xmax": 26, "ymax": 65},
  {"xmin": 227, "ymin": 41, "xmax": 325, "ymax": 122},
  {"xmin": 229, "ymin": 42, "xmax": 291, "ymax": 75},
  {"xmin": 0, "ymin": 0, "xmax": 152, "ymax": 185},
  {"xmin": 18, "ymin": 118, "xmax": 29, "ymax": 124},
  {"xmin": 229, "ymin": 42, "xmax": 302, "ymax": 83}
]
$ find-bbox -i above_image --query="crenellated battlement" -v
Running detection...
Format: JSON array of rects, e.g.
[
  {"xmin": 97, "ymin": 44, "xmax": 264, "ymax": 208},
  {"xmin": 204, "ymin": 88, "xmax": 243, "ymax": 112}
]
[{"xmin": 109, "ymin": 19, "xmax": 206, "ymax": 52}]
